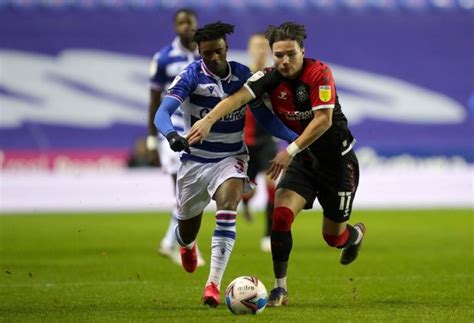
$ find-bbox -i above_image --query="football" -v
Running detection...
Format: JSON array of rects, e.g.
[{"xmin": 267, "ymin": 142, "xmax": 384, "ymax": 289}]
[{"xmin": 225, "ymin": 276, "xmax": 268, "ymax": 315}]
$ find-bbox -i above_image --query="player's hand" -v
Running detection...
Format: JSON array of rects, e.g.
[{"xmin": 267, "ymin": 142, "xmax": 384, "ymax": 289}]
[
  {"xmin": 267, "ymin": 150, "xmax": 293, "ymax": 181},
  {"xmin": 166, "ymin": 131, "xmax": 191, "ymax": 153},
  {"xmin": 186, "ymin": 118, "xmax": 213, "ymax": 145}
]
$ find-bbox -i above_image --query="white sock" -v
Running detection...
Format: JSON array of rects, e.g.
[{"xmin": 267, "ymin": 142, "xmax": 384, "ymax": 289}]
[
  {"xmin": 161, "ymin": 207, "xmax": 179, "ymax": 248},
  {"xmin": 206, "ymin": 210, "xmax": 237, "ymax": 289},
  {"xmin": 274, "ymin": 277, "xmax": 287, "ymax": 290}
]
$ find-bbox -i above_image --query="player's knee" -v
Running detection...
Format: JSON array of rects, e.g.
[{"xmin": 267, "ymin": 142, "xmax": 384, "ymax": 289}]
[
  {"xmin": 216, "ymin": 200, "xmax": 239, "ymax": 211},
  {"xmin": 322, "ymin": 229, "xmax": 349, "ymax": 248},
  {"xmin": 272, "ymin": 207, "xmax": 294, "ymax": 232}
]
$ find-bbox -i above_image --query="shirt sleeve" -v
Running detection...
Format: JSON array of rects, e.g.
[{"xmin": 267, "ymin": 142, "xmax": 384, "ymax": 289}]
[
  {"xmin": 155, "ymin": 96, "xmax": 181, "ymax": 137},
  {"xmin": 250, "ymin": 100, "xmax": 298, "ymax": 143},
  {"xmin": 164, "ymin": 67, "xmax": 197, "ymax": 104},
  {"xmin": 310, "ymin": 63, "xmax": 336, "ymax": 111},
  {"xmin": 244, "ymin": 68, "xmax": 281, "ymax": 99},
  {"xmin": 149, "ymin": 52, "xmax": 166, "ymax": 91}
]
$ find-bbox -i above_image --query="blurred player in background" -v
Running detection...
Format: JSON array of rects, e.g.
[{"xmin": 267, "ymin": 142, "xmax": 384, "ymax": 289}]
[
  {"xmin": 241, "ymin": 33, "xmax": 276, "ymax": 253},
  {"xmin": 147, "ymin": 8, "xmax": 204, "ymax": 266},
  {"xmin": 155, "ymin": 22, "xmax": 297, "ymax": 307},
  {"xmin": 127, "ymin": 137, "xmax": 156, "ymax": 168},
  {"xmin": 187, "ymin": 22, "xmax": 366, "ymax": 307}
]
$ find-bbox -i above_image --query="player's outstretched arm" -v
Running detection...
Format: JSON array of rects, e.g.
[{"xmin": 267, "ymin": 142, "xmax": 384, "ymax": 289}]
[
  {"xmin": 148, "ymin": 89, "xmax": 162, "ymax": 138},
  {"xmin": 293, "ymin": 108, "xmax": 333, "ymax": 150},
  {"xmin": 187, "ymin": 86, "xmax": 254, "ymax": 145},
  {"xmin": 155, "ymin": 96, "xmax": 190, "ymax": 153},
  {"xmin": 251, "ymin": 101, "xmax": 298, "ymax": 143}
]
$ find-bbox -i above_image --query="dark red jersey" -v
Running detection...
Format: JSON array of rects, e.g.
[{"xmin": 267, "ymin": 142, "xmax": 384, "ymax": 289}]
[
  {"xmin": 246, "ymin": 58, "xmax": 355, "ymax": 157},
  {"xmin": 244, "ymin": 106, "xmax": 274, "ymax": 147}
]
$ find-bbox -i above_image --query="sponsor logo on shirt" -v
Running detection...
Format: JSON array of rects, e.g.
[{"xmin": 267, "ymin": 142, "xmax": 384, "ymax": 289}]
[
  {"xmin": 200, "ymin": 106, "xmax": 245, "ymax": 122},
  {"xmin": 282, "ymin": 110, "xmax": 314, "ymax": 121},
  {"xmin": 278, "ymin": 91, "xmax": 288, "ymax": 100},
  {"xmin": 221, "ymin": 107, "xmax": 245, "ymax": 122}
]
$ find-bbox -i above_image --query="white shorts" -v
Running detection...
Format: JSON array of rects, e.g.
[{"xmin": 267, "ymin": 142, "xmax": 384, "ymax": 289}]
[
  {"xmin": 176, "ymin": 154, "xmax": 253, "ymax": 220},
  {"xmin": 158, "ymin": 139, "xmax": 180, "ymax": 175}
]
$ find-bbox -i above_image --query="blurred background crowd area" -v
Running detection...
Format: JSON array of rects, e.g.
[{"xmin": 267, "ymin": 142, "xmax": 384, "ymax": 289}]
[
  {"xmin": 1, "ymin": 0, "xmax": 473, "ymax": 11},
  {"xmin": 0, "ymin": 0, "xmax": 472, "ymax": 211}
]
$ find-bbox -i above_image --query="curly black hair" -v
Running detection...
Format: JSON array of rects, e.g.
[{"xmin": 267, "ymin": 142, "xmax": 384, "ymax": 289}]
[
  {"xmin": 265, "ymin": 22, "xmax": 307, "ymax": 48},
  {"xmin": 193, "ymin": 21, "xmax": 235, "ymax": 45}
]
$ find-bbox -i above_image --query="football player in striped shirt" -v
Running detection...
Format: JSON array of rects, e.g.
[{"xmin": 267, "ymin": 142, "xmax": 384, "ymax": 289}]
[{"xmin": 155, "ymin": 22, "xmax": 297, "ymax": 307}]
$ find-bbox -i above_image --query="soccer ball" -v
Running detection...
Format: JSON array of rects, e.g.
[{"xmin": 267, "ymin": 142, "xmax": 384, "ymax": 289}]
[{"xmin": 225, "ymin": 276, "xmax": 268, "ymax": 315}]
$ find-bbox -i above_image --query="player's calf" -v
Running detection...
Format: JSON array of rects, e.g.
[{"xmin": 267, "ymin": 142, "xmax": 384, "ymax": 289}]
[
  {"xmin": 322, "ymin": 223, "xmax": 360, "ymax": 249},
  {"xmin": 322, "ymin": 223, "xmax": 366, "ymax": 265}
]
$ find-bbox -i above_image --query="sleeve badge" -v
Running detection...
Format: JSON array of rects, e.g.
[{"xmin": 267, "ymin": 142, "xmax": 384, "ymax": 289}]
[{"xmin": 319, "ymin": 85, "xmax": 332, "ymax": 102}]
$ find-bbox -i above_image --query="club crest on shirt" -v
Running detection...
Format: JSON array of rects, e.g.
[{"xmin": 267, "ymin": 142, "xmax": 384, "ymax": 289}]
[
  {"xmin": 295, "ymin": 86, "xmax": 308, "ymax": 102},
  {"xmin": 319, "ymin": 85, "xmax": 331, "ymax": 102}
]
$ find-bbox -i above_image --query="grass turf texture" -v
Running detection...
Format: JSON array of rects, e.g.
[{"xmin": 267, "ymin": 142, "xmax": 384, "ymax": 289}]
[{"xmin": 0, "ymin": 209, "xmax": 472, "ymax": 322}]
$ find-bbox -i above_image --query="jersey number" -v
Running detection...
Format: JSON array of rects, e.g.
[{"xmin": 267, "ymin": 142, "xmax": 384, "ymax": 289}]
[{"xmin": 338, "ymin": 191, "xmax": 352, "ymax": 216}]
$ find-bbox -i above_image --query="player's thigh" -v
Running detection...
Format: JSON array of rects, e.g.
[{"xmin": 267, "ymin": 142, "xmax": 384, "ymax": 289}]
[
  {"xmin": 277, "ymin": 155, "xmax": 319, "ymax": 210},
  {"xmin": 317, "ymin": 150, "xmax": 360, "ymax": 223},
  {"xmin": 208, "ymin": 154, "xmax": 251, "ymax": 209},
  {"xmin": 176, "ymin": 161, "xmax": 211, "ymax": 220}
]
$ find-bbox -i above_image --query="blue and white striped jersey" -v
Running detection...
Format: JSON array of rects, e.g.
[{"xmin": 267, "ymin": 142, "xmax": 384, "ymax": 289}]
[
  {"xmin": 166, "ymin": 59, "xmax": 252, "ymax": 163},
  {"xmin": 150, "ymin": 37, "xmax": 199, "ymax": 135}
]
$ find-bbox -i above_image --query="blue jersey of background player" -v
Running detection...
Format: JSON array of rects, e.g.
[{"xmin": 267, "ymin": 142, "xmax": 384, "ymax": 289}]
[
  {"xmin": 146, "ymin": 9, "xmax": 204, "ymax": 267},
  {"xmin": 147, "ymin": 9, "xmax": 200, "ymax": 161},
  {"xmin": 154, "ymin": 22, "xmax": 298, "ymax": 308}
]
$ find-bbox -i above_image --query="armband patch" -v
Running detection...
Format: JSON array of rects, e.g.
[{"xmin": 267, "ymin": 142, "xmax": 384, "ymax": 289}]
[
  {"xmin": 248, "ymin": 71, "xmax": 265, "ymax": 83},
  {"xmin": 319, "ymin": 85, "xmax": 331, "ymax": 103}
]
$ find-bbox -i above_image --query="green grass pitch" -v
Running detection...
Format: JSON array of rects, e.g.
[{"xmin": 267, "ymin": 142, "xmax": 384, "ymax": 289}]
[{"xmin": 1, "ymin": 209, "xmax": 472, "ymax": 321}]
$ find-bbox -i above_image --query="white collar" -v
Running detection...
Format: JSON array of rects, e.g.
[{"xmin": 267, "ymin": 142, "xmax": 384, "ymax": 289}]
[
  {"xmin": 200, "ymin": 60, "xmax": 232, "ymax": 82},
  {"xmin": 172, "ymin": 36, "xmax": 199, "ymax": 56}
]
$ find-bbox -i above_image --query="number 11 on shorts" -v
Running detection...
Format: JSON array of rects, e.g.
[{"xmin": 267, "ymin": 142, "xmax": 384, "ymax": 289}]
[{"xmin": 338, "ymin": 191, "xmax": 352, "ymax": 216}]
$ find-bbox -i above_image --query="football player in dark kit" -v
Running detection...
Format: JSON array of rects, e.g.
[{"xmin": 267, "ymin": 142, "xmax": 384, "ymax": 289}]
[{"xmin": 187, "ymin": 22, "xmax": 366, "ymax": 307}]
